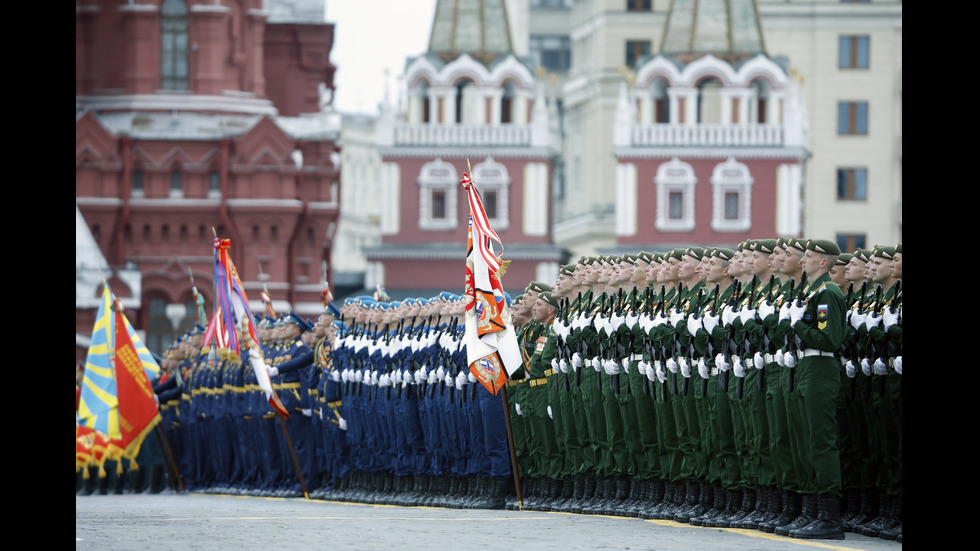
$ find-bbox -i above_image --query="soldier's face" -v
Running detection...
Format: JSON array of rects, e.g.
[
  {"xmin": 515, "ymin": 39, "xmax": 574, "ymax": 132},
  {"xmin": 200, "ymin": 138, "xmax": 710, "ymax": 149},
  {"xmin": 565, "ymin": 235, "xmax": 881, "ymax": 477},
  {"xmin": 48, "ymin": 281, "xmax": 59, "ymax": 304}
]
[
  {"xmin": 830, "ymin": 265, "xmax": 847, "ymax": 288},
  {"xmin": 645, "ymin": 261, "xmax": 660, "ymax": 282},
  {"xmin": 871, "ymin": 257, "xmax": 893, "ymax": 283},
  {"xmin": 704, "ymin": 257, "xmax": 729, "ymax": 284},
  {"xmin": 678, "ymin": 257, "xmax": 699, "ymax": 280},
  {"xmin": 531, "ymin": 299, "xmax": 555, "ymax": 323},
  {"xmin": 802, "ymin": 250, "xmax": 826, "ymax": 274},
  {"xmin": 769, "ymin": 248, "xmax": 785, "ymax": 273},
  {"xmin": 781, "ymin": 250, "xmax": 802, "ymax": 275},
  {"xmin": 891, "ymin": 253, "xmax": 902, "ymax": 279},
  {"xmin": 845, "ymin": 256, "xmax": 866, "ymax": 281},
  {"xmin": 618, "ymin": 262, "xmax": 633, "ymax": 283}
]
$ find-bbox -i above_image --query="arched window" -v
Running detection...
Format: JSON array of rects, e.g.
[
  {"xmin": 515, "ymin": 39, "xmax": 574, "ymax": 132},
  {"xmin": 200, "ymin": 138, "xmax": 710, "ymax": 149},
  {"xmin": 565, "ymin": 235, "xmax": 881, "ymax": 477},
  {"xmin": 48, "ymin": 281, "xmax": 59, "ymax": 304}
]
[
  {"xmin": 418, "ymin": 158, "xmax": 458, "ymax": 230},
  {"xmin": 655, "ymin": 157, "xmax": 696, "ymax": 232},
  {"xmin": 161, "ymin": 0, "xmax": 189, "ymax": 91},
  {"xmin": 710, "ymin": 157, "xmax": 754, "ymax": 232}
]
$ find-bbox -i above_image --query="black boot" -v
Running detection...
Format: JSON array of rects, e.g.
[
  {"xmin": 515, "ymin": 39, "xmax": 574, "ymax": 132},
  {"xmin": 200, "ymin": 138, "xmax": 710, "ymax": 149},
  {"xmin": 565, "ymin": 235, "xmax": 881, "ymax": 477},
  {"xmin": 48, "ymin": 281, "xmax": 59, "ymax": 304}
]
[
  {"xmin": 776, "ymin": 493, "xmax": 816, "ymax": 536},
  {"xmin": 673, "ymin": 480, "xmax": 705, "ymax": 523},
  {"xmin": 857, "ymin": 493, "xmax": 897, "ymax": 537},
  {"xmin": 705, "ymin": 488, "xmax": 741, "ymax": 528},
  {"xmin": 727, "ymin": 487, "xmax": 756, "ymax": 528},
  {"xmin": 638, "ymin": 478, "xmax": 666, "ymax": 519},
  {"xmin": 570, "ymin": 476, "xmax": 596, "ymax": 514},
  {"xmin": 691, "ymin": 485, "xmax": 725, "ymax": 526},
  {"xmin": 879, "ymin": 496, "xmax": 902, "ymax": 541},
  {"xmin": 844, "ymin": 490, "xmax": 876, "ymax": 532},
  {"xmin": 790, "ymin": 494, "xmax": 845, "ymax": 540},
  {"xmin": 128, "ymin": 467, "xmax": 146, "ymax": 494},
  {"xmin": 762, "ymin": 490, "xmax": 800, "ymax": 533}
]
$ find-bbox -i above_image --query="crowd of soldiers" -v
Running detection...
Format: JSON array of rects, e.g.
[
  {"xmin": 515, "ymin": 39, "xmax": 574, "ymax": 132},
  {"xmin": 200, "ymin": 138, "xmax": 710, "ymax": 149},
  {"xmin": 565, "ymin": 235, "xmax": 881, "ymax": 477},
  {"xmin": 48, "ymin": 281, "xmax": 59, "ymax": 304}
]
[{"xmin": 76, "ymin": 237, "xmax": 902, "ymax": 543}]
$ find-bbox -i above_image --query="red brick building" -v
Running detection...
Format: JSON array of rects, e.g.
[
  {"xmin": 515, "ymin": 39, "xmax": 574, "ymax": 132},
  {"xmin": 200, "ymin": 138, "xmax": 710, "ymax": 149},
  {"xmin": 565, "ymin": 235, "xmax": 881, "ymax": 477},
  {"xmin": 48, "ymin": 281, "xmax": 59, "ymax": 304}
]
[{"xmin": 76, "ymin": 0, "xmax": 340, "ymax": 357}]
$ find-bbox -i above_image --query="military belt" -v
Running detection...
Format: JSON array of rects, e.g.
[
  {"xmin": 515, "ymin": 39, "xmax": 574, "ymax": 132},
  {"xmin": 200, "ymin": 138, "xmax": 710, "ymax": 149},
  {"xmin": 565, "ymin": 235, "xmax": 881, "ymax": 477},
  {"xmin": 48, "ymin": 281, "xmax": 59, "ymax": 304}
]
[
  {"xmin": 800, "ymin": 349, "xmax": 835, "ymax": 358},
  {"xmin": 327, "ymin": 400, "xmax": 342, "ymax": 408},
  {"xmin": 544, "ymin": 369, "xmax": 554, "ymax": 377},
  {"xmin": 529, "ymin": 377, "xmax": 549, "ymax": 387}
]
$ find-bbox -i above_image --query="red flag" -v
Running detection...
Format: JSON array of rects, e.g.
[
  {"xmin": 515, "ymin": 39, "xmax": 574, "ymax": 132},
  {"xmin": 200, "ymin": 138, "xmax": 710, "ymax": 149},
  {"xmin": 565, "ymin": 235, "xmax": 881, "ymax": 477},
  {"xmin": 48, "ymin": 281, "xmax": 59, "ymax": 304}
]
[{"xmin": 110, "ymin": 307, "xmax": 162, "ymax": 459}]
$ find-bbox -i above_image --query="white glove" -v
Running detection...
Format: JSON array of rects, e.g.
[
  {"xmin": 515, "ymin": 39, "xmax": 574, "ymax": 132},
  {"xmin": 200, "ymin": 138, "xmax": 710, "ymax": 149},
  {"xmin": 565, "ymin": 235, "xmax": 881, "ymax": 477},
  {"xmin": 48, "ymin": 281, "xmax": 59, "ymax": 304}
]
[
  {"xmin": 732, "ymin": 356, "xmax": 746, "ymax": 378},
  {"xmin": 669, "ymin": 309, "xmax": 685, "ymax": 326},
  {"xmin": 740, "ymin": 307, "xmax": 756, "ymax": 324},
  {"xmin": 611, "ymin": 313, "xmax": 626, "ymax": 328},
  {"xmin": 468, "ymin": 371, "xmax": 477, "ymax": 384},
  {"xmin": 341, "ymin": 368, "xmax": 350, "ymax": 382},
  {"xmin": 656, "ymin": 364, "xmax": 667, "ymax": 383},
  {"xmin": 301, "ymin": 408, "xmax": 312, "ymax": 417},
  {"xmin": 572, "ymin": 352, "xmax": 584, "ymax": 369},
  {"xmin": 370, "ymin": 371, "xmax": 379, "ymax": 385},
  {"xmin": 515, "ymin": 403, "xmax": 522, "ymax": 416},
  {"xmin": 603, "ymin": 359, "xmax": 622, "ymax": 376},
  {"xmin": 652, "ymin": 312, "xmax": 667, "ymax": 327},
  {"xmin": 592, "ymin": 358, "xmax": 602, "ymax": 372},
  {"xmin": 338, "ymin": 417, "xmax": 347, "ymax": 431},
  {"xmin": 354, "ymin": 370, "xmax": 364, "ymax": 383},
  {"xmin": 391, "ymin": 370, "xmax": 402, "ymax": 384},
  {"xmin": 455, "ymin": 373, "xmax": 466, "ymax": 389},
  {"xmin": 554, "ymin": 321, "xmax": 570, "ymax": 339},
  {"xmin": 715, "ymin": 353, "xmax": 730, "ymax": 372},
  {"xmin": 753, "ymin": 352, "xmax": 765, "ymax": 370},
  {"xmin": 883, "ymin": 309, "xmax": 899, "ymax": 329},
  {"xmin": 436, "ymin": 366, "xmax": 446, "ymax": 380},
  {"xmin": 639, "ymin": 314, "xmax": 654, "ymax": 332},
  {"xmin": 866, "ymin": 312, "xmax": 882, "ymax": 329},
  {"xmin": 698, "ymin": 358, "xmax": 709, "ymax": 379},
  {"xmin": 378, "ymin": 374, "xmax": 391, "ymax": 387},
  {"xmin": 783, "ymin": 351, "xmax": 797, "ymax": 368},
  {"xmin": 845, "ymin": 360, "xmax": 857, "ymax": 378},
  {"xmin": 559, "ymin": 358, "xmax": 569, "ymax": 374},
  {"xmin": 622, "ymin": 359, "xmax": 630, "ymax": 374},
  {"xmin": 414, "ymin": 369, "xmax": 425, "ymax": 385},
  {"xmin": 445, "ymin": 374, "xmax": 454, "ymax": 386},
  {"xmin": 850, "ymin": 310, "xmax": 867, "ymax": 330},
  {"xmin": 779, "ymin": 304, "xmax": 791, "ymax": 323},
  {"xmin": 625, "ymin": 313, "xmax": 639, "ymax": 328},
  {"xmin": 637, "ymin": 360, "xmax": 649, "ymax": 377},
  {"xmin": 894, "ymin": 356, "xmax": 902, "ymax": 375},
  {"xmin": 774, "ymin": 351, "xmax": 784, "ymax": 366},
  {"xmin": 680, "ymin": 358, "xmax": 692, "ymax": 379},
  {"xmin": 666, "ymin": 357, "xmax": 678, "ymax": 374},
  {"xmin": 873, "ymin": 358, "xmax": 888, "ymax": 375},
  {"xmin": 687, "ymin": 314, "xmax": 703, "ymax": 334},
  {"xmin": 330, "ymin": 369, "xmax": 341, "ymax": 382},
  {"xmin": 551, "ymin": 358, "xmax": 560, "ymax": 372},
  {"xmin": 703, "ymin": 312, "xmax": 720, "ymax": 334},
  {"xmin": 789, "ymin": 302, "xmax": 806, "ymax": 325},
  {"xmin": 547, "ymin": 405, "xmax": 553, "ymax": 419},
  {"xmin": 427, "ymin": 371, "xmax": 438, "ymax": 384},
  {"xmin": 758, "ymin": 301, "xmax": 775, "ymax": 319},
  {"xmin": 267, "ymin": 366, "xmax": 279, "ymax": 377},
  {"xmin": 722, "ymin": 306, "xmax": 739, "ymax": 326},
  {"xmin": 861, "ymin": 358, "xmax": 871, "ymax": 376}
]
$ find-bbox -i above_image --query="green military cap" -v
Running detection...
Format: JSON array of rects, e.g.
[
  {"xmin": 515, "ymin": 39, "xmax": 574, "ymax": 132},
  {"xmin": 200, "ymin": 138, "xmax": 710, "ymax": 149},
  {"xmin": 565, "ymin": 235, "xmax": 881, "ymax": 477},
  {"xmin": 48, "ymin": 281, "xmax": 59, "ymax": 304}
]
[
  {"xmin": 872, "ymin": 245, "xmax": 896, "ymax": 259},
  {"xmin": 526, "ymin": 281, "xmax": 552, "ymax": 293},
  {"xmin": 637, "ymin": 251, "xmax": 654, "ymax": 264},
  {"xmin": 789, "ymin": 238, "xmax": 808, "ymax": 254},
  {"xmin": 668, "ymin": 248, "xmax": 686, "ymax": 261},
  {"xmin": 806, "ymin": 239, "xmax": 841, "ymax": 256},
  {"xmin": 836, "ymin": 253, "xmax": 852, "ymax": 266},
  {"xmin": 711, "ymin": 247, "xmax": 737, "ymax": 261},
  {"xmin": 578, "ymin": 256, "xmax": 590, "ymax": 265},
  {"xmin": 685, "ymin": 246, "xmax": 705, "ymax": 260},
  {"xmin": 755, "ymin": 239, "xmax": 777, "ymax": 254},
  {"xmin": 621, "ymin": 254, "xmax": 637, "ymax": 265},
  {"xmin": 559, "ymin": 264, "xmax": 575, "ymax": 276},
  {"xmin": 895, "ymin": 243, "xmax": 902, "ymax": 254},
  {"xmin": 512, "ymin": 293, "xmax": 524, "ymax": 303},
  {"xmin": 853, "ymin": 248, "xmax": 872, "ymax": 262},
  {"xmin": 538, "ymin": 291, "xmax": 561, "ymax": 309},
  {"xmin": 737, "ymin": 241, "xmax": 749, "ymax": 252}
]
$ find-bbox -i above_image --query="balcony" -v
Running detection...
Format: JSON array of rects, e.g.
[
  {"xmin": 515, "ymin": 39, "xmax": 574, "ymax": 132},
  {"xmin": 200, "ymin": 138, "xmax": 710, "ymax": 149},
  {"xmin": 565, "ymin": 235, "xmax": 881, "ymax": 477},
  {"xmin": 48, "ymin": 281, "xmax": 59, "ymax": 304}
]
[
  {"xmin": 393, "ymin": 123, "xmax": 531, "ymax": 147},
  {"xmin": 630, "ymin": 123, "xmax": 785, "ymax": 148}
]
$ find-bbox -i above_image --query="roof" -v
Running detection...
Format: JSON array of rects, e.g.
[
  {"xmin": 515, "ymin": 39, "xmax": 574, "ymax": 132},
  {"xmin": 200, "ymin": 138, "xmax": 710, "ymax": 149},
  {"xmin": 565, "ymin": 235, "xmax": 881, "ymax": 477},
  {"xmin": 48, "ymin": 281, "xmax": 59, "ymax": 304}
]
[
  {"xmin": 428, "ymin": 0, "xmax": 513, "ymax": 61},
  {"xmin": 661, "ymin": 0, "xmax": 766, "ymax": 60}
]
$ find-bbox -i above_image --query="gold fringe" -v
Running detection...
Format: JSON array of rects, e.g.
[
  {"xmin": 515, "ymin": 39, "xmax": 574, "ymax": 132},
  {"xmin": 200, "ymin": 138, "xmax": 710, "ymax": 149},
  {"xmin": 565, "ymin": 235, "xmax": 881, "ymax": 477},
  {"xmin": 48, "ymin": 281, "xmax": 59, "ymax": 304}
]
[{"xmin": 493, "ymin": 259, "xmax": 511, "ymax": 280}]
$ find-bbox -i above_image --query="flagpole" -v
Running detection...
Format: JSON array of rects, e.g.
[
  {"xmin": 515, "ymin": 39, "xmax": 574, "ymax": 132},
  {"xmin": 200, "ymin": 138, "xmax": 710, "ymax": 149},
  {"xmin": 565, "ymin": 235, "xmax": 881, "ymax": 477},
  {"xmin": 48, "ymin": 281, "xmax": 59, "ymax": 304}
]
[
  {"xmin": 278, "ymin": 415, "xmax": 310, "ymax": 499},
  {"xmin": 500, "ymin": 385, "xmax": 524, "ymax": 510},
  {"xmin": 155, "ymin": 424, "xmax": 185, "ymax": 492}
]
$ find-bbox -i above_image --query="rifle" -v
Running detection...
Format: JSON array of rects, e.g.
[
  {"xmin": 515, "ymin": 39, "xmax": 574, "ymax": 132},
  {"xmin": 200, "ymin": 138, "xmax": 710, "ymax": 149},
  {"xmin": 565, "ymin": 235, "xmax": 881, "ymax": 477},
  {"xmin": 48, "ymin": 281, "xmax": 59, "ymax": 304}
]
[
  {"xmin": 683, "ymin": 288, "xmax": 704, "ymax": 396},
  {"xmin": 702, "ymin": 284, "xmax": 721, "ymax": 398},
  {"xmin": 786, "ymin": 271, "xmax": 808, "ymax": 393},
  {"xmin": 735, "ymin": 276, "xmax": 759, "ymax": 399}
]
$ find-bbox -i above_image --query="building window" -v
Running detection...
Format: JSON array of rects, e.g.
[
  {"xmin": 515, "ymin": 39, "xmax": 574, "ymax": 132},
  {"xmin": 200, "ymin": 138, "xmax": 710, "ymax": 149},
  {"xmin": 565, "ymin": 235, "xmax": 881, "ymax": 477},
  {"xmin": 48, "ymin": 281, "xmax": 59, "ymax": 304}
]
[
  {"xmin": 839, "ymin": 36, "xmax": 870, "ymax": 69},
  {"xmin": 837, "ymin": 234, "xmax": 866, "ymax": 253},
  {"xmin": 170, "ymin": 169, "xmax": 183, "ymax": 197},
  {"xmin": 530, "ymin": 35, "xmax": 571, "ymax": 73},
  {"xmin": 710, "ymin": 157, "xmax": 754, "ymax": 232},
  {"xmin": 161, "ymin": 0, "xmax": 189, "ymax": 91},
  {"xmin": 626, "ymin": 40, "xmax": 651, "ymax": 68},
  {"xmin": 837, "ymin": 168, "xmax": 868, "ymax": 200},
  {"xmin": 131, "ymin": 170, "xmax": 144, "ymax": 197},
  {"xmin": 418, "ymin": 158, "xmax": 458, "ymax": 230},
  {"xmin": 655, "ymin": 157, "xmax": 696, "ymax": 232},
  {"xmin": 838, "ymin": 102, "xmax": 868, "ymax": 135},
  {"xmin": 627, "ymin": 0, "xmax": 652, "ymax": 11},
  {"xmin": 208, "ymin": 171, "xmax": 221, "ymax": 198},
  {"xmin": 471, "ymin": 156, "xmax": 511, "ymax": 231}
]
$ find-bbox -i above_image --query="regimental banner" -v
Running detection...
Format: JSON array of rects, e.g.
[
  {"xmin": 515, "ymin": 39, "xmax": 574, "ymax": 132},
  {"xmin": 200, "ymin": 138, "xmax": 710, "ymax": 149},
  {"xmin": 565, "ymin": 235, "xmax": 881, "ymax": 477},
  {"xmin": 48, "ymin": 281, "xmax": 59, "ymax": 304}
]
[{"xmin": 462, "ymin": 172, "xmax": 522, "ymax": 395}]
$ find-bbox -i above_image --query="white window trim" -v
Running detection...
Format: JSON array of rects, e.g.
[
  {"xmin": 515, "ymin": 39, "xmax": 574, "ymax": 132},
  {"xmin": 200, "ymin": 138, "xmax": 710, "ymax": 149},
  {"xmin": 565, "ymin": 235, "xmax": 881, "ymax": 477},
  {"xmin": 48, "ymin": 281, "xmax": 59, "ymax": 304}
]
[
  {"xmin": 710, "ymin": 157, "xmax": 753, "ymax": 232},
  {"xmin": 471, "ymin": 156, "xmax": 511, "ymax": 231},
  {"xmin": 418, "ymin": 158, "xmax": 458, "ymax": 231},
  {"xmin": 655, "ymin": 157, "xmax": 696, "ymax": 232}
]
